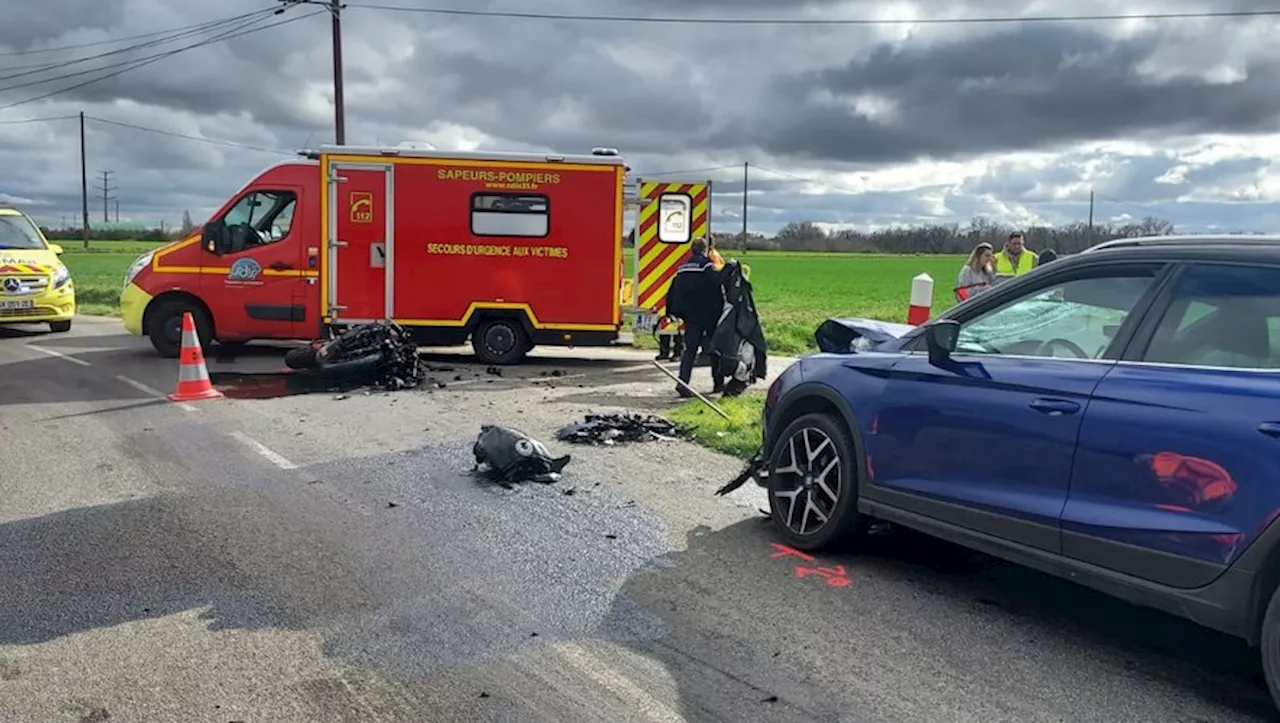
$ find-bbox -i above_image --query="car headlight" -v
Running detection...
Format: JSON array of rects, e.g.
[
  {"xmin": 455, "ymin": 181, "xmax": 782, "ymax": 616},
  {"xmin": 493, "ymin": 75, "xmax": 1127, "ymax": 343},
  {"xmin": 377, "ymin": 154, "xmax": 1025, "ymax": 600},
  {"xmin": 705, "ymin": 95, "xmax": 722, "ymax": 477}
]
[
  {"xmin": 124, "ymin": 251, "xmax": 154, "ymax": 288},
  {"xmin": 52, "ymin": 265, "xmax": 70, "ymax": 289}
]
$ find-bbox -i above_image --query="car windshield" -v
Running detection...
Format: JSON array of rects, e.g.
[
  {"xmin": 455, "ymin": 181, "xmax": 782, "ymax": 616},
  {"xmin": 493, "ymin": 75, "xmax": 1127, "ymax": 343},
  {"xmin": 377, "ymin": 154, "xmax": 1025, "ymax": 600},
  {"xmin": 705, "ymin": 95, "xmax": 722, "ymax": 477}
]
[{"xmin": 0, "ymin": 214, "xmax": 47, "ymax": 251}]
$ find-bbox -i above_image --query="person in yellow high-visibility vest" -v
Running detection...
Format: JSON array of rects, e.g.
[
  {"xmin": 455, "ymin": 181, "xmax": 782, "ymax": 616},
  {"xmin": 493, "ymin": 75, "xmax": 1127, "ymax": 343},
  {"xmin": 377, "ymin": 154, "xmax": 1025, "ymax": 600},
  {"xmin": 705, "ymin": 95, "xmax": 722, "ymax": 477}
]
[{"xmin": 993, "ymin": 231, "xmax": 1038, "ymax": 277}]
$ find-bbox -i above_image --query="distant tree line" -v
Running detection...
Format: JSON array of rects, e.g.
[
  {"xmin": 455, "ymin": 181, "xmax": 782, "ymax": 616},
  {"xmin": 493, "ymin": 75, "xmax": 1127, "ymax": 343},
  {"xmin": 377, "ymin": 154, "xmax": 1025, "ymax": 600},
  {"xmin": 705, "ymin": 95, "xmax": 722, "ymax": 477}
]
[
  {"xmin": 41, "ymin": 211, "xmax": 1222, "ymax": 255},
  {"xmin": 40, "ymin": 209, "xmax": 198, "ymax": 243},
  {"xmin": 614, "ymin": 215, "xmax": 1192, "ymax": 254},
  {"xmin": 709, "ymin": 216, "xmax": 1186, "ymax": 255}
]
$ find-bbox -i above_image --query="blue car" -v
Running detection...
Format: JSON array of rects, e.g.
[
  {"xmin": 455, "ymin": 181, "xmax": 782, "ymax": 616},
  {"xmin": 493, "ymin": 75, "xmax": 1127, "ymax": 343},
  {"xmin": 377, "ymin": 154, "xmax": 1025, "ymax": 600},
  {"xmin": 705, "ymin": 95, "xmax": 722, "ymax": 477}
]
[{"xmin": 758, "ymin": 235, "xmax": 1280, "ymax": 707}]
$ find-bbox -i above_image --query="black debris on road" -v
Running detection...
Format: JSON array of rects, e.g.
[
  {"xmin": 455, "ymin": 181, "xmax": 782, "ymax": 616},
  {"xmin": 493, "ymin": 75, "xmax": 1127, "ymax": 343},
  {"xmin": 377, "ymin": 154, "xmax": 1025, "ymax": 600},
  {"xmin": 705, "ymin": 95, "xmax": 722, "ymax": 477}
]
[
  {"xmin": 553, "ymin": 414, "xmax": 689, "ymax": 446},
  {"xmin": 715, "ymin": 452, "xmax": 768, "ymax": 496},
  {"xmin": 472, "ymin": 425, "xmax": 571, "ymax": 487}
]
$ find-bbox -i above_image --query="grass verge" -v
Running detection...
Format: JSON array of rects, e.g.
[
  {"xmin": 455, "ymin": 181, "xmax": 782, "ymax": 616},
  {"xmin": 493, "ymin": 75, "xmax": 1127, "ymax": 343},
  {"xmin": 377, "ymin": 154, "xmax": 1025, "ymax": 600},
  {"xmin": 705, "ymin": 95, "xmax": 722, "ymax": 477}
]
[{"xmin": 667, "ymin": 392, "xmax": 764, "ymax": 459}]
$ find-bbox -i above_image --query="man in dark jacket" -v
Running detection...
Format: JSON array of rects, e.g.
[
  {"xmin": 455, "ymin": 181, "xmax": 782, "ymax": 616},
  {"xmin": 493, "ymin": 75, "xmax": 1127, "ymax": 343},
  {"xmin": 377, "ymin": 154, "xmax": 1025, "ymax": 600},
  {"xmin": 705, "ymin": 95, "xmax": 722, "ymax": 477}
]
[{"xmin": 664, "ymin": 237, "xmax": 725, "ymax": 397}]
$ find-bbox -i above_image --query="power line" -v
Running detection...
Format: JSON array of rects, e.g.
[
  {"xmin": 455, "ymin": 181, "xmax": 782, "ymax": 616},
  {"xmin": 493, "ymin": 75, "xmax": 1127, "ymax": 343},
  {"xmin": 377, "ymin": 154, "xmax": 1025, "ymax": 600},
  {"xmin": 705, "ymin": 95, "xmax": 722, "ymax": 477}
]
[
  {"xmin": 350, "ymin": 4, "xmax": 1280, "ymax": 25},
  {"xmin": 0, "ymin": 13, "xmax": 285, "ymax": 57},
  {"xmin": 752, "ymin": 165, "xmax": 823, "ymax": 185},
  {"xmin": 637, "ymin": 164, "xmax": 740, "ymax": 178},
  {"xmin": 0, "ymin": 11, "xmax": 282, "ymax": 96},
  {"xmin": 0, "ymin": 112, "xmax": 298, "ymax": 154},
  {"xmin": 86, "ymin": 116, "xmax": 296, "ymax": 155},
  {"xmin": 0, "ymin": 9, "xmax": 322, "ymax": 111},
  {"xmin": 0, "ymin": 114, "xmax": 77, "ymax": 124},
  {"xmin": 0, "ymin": 9, "xmax": 278, "ymax": 81}
]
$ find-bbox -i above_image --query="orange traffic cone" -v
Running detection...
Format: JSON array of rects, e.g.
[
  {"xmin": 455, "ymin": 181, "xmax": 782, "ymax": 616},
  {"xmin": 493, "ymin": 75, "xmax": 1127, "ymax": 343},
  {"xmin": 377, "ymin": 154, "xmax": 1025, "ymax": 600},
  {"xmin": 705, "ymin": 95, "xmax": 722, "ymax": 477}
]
[{"xmin": 168, "ymin": 311, "xmax": 223, "ymax": 402}]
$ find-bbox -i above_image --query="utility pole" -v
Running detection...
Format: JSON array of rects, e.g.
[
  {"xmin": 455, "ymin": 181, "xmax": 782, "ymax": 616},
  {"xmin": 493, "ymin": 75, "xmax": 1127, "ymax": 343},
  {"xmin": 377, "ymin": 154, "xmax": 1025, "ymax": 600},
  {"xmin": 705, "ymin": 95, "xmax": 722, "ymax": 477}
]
[
  {"xmin": 279, "ymin": 0, "xmax": 344, "ymax": 143},
  {"xmin": 741, "ymin": 162, "xmax": 748, "ymax": 254},
  {"xmin": 115, "ymin": 199, "xmax": 119, "ymax": 222},
  {"xmin": 1087, "ymin": 188, "xmax": 1095, "ymax": 241},
  {"xmin": 79, "ymin": 111, "xmax": 89, "ymax": 249},
  {"xmin": 95, "ymin": 170, "xmax": 116, "ymax": 224}
]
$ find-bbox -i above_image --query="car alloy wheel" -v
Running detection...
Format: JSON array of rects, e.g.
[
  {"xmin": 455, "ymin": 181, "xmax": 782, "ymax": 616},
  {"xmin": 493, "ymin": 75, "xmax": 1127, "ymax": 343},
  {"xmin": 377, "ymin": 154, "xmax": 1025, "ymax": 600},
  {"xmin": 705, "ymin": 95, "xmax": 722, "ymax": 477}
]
[{"xmin": 771, "ymin": 424, "xmax": 843, "ymax": 536}]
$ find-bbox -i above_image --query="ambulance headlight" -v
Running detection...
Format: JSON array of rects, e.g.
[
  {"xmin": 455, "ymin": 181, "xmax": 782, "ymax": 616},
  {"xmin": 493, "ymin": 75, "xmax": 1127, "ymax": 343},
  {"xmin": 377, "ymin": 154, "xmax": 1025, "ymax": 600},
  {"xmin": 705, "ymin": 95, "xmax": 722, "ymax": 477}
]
[{"xmin": 124, "ymin": 251, "xmax": 154, "ymax": 287}]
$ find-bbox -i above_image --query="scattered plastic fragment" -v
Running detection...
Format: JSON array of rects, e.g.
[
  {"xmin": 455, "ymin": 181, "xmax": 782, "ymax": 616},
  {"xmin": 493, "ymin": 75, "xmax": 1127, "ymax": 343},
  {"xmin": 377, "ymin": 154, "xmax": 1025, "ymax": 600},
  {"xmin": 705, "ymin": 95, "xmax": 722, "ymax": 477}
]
[
  {"xmin": 714, "ymin": 451, "xmax": 768, "ymax": 496},
  {"xmin": 554, "ymin": 413, "xmax": 689, "ymax": 446}
]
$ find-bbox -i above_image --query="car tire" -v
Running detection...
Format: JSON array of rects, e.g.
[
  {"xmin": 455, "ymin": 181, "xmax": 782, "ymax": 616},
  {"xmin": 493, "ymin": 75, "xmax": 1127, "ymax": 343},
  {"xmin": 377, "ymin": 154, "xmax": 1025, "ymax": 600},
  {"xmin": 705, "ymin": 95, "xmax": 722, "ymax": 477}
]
[
  {"xmin": 146, "ymin": 299, "xmax": 212, "ymax": 359},
  {"xmin": 766, "ymin": 412, "xmax": 864, "ymax": 552},
  {"xmin": 471, "ymin": 317, "xmax": 531, "ymax": 365},
  {"xmin": 49, "ymin": 320, "xmax": 71, "ymax": 333},
  {"xmin": 284, "ymin": 345, "xmax": 319, "ymax": 370},
  {"xmin": 1260, "ymin": 585, "xmax": 1280, "ymax": 711}
]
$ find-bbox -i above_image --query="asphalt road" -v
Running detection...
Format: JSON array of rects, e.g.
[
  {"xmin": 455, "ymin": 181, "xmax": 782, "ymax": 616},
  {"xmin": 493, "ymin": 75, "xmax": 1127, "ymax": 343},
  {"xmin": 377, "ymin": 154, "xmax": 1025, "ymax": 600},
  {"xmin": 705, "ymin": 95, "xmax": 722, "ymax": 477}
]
[{"xmin": 0, "ymin": 316, "xmax": 1276, "ymax": 722}]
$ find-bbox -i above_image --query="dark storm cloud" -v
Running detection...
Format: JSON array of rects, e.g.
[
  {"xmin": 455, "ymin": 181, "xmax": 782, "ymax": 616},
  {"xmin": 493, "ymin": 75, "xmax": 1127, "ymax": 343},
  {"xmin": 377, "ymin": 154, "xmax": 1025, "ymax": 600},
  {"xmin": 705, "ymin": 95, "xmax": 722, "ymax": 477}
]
[
  {"xmin": 4, "ymin": 0, "xmax": 1280, "ymax": 234},
  {"xmin": 0, "ymin": 1, "xmax": 124, "ymax": 47},
  {"xmin": 743, "ymin": 22, "xmax": 1280, "ymax": 164}
]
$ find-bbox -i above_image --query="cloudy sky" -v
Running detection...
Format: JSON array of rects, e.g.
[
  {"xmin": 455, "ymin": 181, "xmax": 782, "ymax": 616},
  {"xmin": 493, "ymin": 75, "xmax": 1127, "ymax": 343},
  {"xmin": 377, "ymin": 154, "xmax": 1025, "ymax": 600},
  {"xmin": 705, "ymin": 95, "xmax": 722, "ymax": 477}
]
[{"xmin": 2, "ymin": 0, "xmax": 1280, "ymax": 235}]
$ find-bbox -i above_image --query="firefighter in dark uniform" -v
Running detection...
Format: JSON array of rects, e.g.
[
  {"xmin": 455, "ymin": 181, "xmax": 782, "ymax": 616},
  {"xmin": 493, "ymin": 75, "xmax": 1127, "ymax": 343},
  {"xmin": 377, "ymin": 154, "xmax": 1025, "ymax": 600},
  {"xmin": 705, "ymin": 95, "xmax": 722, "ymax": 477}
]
[{"xmin": 665, "ymin": 237, "xmax": 725, "ymax": 397}]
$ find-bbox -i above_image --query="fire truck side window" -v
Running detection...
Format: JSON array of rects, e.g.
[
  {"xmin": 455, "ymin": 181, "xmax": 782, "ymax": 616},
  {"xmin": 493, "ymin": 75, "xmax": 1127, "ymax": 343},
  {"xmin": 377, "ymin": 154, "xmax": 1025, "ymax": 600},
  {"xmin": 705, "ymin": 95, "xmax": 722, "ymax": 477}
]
[
  {"xmin": 219, "ymin": 190, "xmax": 298, "ymax": 252},
  {"xmin": 470, "ymin": 193, "xmax": 549, "ymax": 238}
]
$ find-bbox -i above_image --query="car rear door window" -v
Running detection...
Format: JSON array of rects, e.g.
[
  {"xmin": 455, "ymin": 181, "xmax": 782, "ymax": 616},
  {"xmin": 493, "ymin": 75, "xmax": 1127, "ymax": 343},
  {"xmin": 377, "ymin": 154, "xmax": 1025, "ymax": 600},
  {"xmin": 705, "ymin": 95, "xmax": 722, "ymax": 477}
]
[{"xmin": 1142, "ymin": 264, "xmax": 1280, "ymax": 369}]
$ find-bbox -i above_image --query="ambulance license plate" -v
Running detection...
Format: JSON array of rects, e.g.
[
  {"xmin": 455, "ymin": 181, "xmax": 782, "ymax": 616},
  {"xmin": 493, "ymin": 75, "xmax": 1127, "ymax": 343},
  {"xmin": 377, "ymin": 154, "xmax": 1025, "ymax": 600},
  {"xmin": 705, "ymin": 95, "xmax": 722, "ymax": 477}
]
[
  {"xmin": 634, "ymin": 312, "xmax": 658, "ymax": 333},
  {"xmin": 0, "ymin": 299, "xmax": 33, "ymax": 310}
]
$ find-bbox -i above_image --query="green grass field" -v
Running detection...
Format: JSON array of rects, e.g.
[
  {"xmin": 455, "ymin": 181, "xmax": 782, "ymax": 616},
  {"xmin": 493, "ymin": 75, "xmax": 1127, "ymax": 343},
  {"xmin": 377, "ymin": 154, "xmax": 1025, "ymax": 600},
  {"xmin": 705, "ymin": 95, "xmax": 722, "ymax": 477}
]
[
  {"xmin": 624, "ymin": 251, "xmax": 964, "ymax": 355},
  {"xmin": 56, "ymin": 240, "xmax": 167, "ymax": 316},
  {"xmin": 57, "ymin": 241, "xmax": 966, "ymax": 355}
]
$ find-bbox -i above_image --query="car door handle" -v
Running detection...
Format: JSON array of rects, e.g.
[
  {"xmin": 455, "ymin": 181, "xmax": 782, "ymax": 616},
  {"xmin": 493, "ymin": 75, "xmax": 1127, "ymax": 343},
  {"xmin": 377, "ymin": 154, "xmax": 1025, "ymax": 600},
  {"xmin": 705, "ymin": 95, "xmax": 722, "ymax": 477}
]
[
  {"xmin": 1259, "ymin": 422, "xmax": 1280, "ymax": 438},
  {"xmin": 269, "ymin": 261, "xmax": 293, "ymax": 271},
  {"xmin": 1029, "ymin": 398, "xmax": 1081, "ymax": 415}
]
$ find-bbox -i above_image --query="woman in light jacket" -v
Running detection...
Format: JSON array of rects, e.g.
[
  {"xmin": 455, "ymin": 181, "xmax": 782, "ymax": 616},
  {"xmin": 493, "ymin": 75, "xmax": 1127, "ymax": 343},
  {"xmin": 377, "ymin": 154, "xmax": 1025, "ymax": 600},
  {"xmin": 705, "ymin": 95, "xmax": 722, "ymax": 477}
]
[{"xmin": 956, "ymin": 242, "xmax": 997, "ymax": 300}]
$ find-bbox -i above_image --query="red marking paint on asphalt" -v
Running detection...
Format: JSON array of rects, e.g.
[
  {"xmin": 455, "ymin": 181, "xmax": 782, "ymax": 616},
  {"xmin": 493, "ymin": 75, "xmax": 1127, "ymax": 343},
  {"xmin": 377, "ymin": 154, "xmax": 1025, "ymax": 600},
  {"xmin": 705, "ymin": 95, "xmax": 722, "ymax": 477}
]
[
  {"xmin": 796, "ymin": 564, "xmax": 852, "ymax": 587},
  {"xmin": 770, "ymin": 543, "xmax": 814, "ymax": 561},
  {"xmin": 770, "ymin": 544, "xmax": 850, "ymax": 587}
]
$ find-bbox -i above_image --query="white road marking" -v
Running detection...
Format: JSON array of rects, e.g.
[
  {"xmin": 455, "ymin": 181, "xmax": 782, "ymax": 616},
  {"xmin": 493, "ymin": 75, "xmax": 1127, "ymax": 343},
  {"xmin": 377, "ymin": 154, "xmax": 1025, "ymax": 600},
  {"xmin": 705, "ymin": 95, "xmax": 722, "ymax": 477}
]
[
  {"xmin": 115, "ymin": 375, "xmax": 164, "ymax": 397},
  {"xmin": 552, "ymin": 643, "xmax": 684, "ymax": 722},
  {"xmin": 115, "ymin": 375, "xmax": 197, "ymax": 412},
  {"xmin": 231, "ymin": 431, "xmax": 298, "ymax": 469},
  {"xmin": 27, "ymin": 345, "xmax": 90, "ymax": 366}
]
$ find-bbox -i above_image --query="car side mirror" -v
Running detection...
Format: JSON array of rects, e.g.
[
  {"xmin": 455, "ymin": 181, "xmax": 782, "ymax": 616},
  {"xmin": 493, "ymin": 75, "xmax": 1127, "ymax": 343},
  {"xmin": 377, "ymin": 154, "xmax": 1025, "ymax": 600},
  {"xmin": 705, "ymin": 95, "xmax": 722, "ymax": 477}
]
[
  {"xmin": 47, "ymin": 243, "xmax": 63, "ymax": 255},
  {"xmin": 924, "ymin": 319, "xmax": 960, "ymax": 364},
  {"xmin": 202, "ymin": 221, "xmax": 230, "ymax": 255}
]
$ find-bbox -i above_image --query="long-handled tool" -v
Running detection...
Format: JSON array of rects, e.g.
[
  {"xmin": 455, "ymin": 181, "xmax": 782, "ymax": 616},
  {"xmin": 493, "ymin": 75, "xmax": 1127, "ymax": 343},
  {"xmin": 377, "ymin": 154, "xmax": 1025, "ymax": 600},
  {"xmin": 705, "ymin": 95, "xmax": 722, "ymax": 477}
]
[{"xmin": 651, "ymin": 360, "xmax": 731, "ymax": 420}]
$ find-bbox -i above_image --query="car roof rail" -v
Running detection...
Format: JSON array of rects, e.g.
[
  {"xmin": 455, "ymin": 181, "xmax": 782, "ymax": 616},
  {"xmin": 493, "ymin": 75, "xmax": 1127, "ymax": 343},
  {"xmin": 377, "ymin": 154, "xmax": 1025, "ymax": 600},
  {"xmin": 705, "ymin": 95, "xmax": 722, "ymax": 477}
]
[{"xmin": 1084, "ymin": 234, "xmax": 1280, "ymax": 253}]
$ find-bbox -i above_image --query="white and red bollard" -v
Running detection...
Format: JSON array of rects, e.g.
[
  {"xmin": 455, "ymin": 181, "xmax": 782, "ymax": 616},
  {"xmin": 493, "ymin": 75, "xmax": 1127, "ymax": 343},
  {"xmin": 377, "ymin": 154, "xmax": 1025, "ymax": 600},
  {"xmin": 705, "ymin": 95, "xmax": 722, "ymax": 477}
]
[{"xmin": 907, "ymin": 272, "xmax": 933, "ymax": 325}]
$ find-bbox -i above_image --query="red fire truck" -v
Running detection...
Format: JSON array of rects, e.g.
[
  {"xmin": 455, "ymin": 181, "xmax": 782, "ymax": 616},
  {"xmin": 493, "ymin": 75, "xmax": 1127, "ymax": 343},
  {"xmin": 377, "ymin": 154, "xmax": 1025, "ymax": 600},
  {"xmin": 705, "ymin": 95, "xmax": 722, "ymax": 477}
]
[{"xmin": 120, "ymin": 144, "xmax": 630, "ymax": 364}]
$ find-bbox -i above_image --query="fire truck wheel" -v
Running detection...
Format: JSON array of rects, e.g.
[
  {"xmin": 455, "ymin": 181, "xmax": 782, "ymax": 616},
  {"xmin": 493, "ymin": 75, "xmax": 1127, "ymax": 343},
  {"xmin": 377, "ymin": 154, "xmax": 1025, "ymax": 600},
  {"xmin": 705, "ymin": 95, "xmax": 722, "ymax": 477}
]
[
  {"xmin": 472, "ymin": 317, "xmax": 530, "ymax": 365},
  {"xmin": 147, "ymin": 298, "xmax": 213, "ymax": 358}
]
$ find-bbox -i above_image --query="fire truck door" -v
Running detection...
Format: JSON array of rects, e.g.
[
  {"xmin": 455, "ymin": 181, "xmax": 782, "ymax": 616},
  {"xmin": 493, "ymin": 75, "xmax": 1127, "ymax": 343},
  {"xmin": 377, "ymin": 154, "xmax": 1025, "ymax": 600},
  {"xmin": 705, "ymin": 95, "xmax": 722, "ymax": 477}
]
[{"xmin": 329, "ymin": 164, "xmax": 393, "ymax": 322}]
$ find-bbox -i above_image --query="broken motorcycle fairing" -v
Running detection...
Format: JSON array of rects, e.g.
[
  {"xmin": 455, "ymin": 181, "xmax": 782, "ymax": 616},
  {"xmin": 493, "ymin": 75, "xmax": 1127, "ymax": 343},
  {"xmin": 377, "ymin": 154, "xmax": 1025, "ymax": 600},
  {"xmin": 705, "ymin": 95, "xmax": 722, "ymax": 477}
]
[
  {"xmin": 473, "ymin": 425, "xmax": 571, "ymax": 485},
  {"xmin": 284, "ymin": 320, "xmax": 427, "ymax": 391},
  {"xmin": 710, "ymin": 260, "xmax": 768, "ymax": 397},
  {"xmin": 554, "ymin": 413, "xmax": 687, "ymax": 445}
]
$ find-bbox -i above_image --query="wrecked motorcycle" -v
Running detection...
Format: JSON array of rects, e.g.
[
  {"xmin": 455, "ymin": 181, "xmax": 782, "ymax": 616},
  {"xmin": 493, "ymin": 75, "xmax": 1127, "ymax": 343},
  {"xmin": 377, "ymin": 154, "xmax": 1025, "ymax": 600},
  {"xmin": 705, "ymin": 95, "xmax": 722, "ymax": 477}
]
[{"xmin": 284, "ymin": 320, "xmax": 426, "ymax": 390}]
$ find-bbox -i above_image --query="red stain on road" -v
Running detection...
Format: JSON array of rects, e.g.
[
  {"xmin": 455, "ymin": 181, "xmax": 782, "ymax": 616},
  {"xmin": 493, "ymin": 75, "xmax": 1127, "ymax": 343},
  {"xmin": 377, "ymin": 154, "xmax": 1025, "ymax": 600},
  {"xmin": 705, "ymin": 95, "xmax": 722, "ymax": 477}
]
[{"xmin": 770, "ymin": 543, "xmax": 851, "ymax": 587}]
